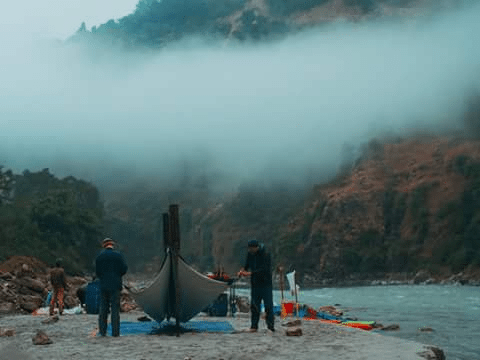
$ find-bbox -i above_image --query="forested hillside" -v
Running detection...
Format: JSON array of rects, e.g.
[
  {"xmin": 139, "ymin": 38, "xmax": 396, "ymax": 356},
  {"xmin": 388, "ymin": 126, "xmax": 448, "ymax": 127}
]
[
  {"xmin": 0, "ymin": 168, "xmax": 102, "ymax": 273},
  {"xmin": 69, "ymin": 0, "xmax": 462, "ymax": 48}
]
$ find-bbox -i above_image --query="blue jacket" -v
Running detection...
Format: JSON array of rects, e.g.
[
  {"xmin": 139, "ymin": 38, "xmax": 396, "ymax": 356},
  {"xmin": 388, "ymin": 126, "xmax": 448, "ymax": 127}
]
[
  {"xmin": 244, "ymin": 244, "xmax": 272, "ymax": 288},
  {"xmin": 95, "ymin": 249, "xmax": 128, "ymax": 291}
]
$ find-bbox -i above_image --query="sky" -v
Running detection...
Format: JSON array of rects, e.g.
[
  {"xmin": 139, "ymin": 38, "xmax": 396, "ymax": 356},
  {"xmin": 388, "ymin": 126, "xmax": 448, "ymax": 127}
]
[
  {"xmin": 1, "ymin": 1, "xmax": 480, "ymax": 193},
  {"xmin": 0, "ymin": 0, "xmax": 138, "ymax": 40}
]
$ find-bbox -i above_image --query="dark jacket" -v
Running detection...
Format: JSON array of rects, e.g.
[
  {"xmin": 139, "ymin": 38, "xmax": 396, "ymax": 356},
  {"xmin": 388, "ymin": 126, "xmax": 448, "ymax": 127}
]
[
  {"xmin": 49, "ymin": 267, "xmax": 66, "ymax": 289},
  {"xmin": 95, "ymin": 249, "xmax": 128, "ymax": 291},
  {"xmin": 244, "ymin": 244, "xmax": 272, "ymax": 288}
]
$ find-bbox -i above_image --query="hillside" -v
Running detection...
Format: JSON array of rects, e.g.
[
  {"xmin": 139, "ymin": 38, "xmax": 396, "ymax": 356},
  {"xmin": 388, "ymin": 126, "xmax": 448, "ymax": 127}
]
[
  {"xmin": 180, "ymin": 135, "xmax": 480, "ymax": 284},
  {"xmin": 68, "ymin": 0, "xmax": 466, "ymax": 48},
  {"xmin": 3, "ymin": 137, "xmax": 480, "ymax": 284}
]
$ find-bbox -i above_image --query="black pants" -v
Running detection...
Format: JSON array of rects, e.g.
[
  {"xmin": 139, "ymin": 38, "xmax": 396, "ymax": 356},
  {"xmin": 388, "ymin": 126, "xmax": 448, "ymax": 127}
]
[
  {"xmin": 251, "ymin": 286, "xmax": 274, "ymax": 330},
  {"xmin": 98, "ymin": 288, "xmax": 121, "ymax": 336}
]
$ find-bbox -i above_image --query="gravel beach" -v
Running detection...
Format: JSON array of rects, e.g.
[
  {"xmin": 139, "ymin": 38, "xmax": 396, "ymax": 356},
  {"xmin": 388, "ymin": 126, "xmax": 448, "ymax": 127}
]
[{"xmin": 0, "ymin": 310, "xmax": 443, "ymax": 360}]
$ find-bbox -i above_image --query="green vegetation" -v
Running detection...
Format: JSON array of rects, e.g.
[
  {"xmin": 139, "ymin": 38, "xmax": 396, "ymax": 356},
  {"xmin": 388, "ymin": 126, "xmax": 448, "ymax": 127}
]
[
  {"xmin": 429, "ymin": 156, "xmax": 480, "ymax": 269},
  {"xmin": 343, "ymin": 229, "xmax": 387, "ymax": 274},
  {"xmin": 409, "ymin": 183, "xmax": 434, "ymax": 245},
  {"xmin": 72, "ymin": 0, "xmax": 249, "ymax": 47},
  {"xmin": 0, "ymin": 168, "xmax": 103, "ymax": 273},
  {"xmin": 463, "ymin": 90, "xmax": 480, "ymax": 138},
  {"xmin": 266, "ymin": 0, "xmax": 330, "ymax": 16},
  {"xmin": 228, "ymin": 184, "xmax": 305, "ymax": 228}
]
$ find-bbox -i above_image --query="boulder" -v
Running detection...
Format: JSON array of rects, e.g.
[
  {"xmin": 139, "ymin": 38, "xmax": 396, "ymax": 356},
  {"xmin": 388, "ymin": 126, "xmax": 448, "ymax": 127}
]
[
  {"xmin": 0, "ymin": 272, "xmax": 13, "ymax": 280},
  {"xmin": 413, "ymin": 270, "xmax": 431, "ymax": 284},
  {"xmin": 418, "ymin": 346, "xmax": 446, "ymax": 360},
  {"xmin": 285, "ymin": 327, "xmax": 302, "ymax": 336},
  {"xmin": 17, "ymin": 285, "xmax": 40, "ymax": 296},
  {"xmin": 42, "ymin": 315, "xmax": 59, "ymax": 324},
  {"xmin": 419, "ymin": 327, "xmax": 434, "ymax": 332},
  {"xmin": 64, "ymin": 295, "xmax": 78, "ymax": 309},
  {"xmin": 0, "ymin": 302, "xmax": 16, "ymax": 314},
  {"xmin": 381, "ymin": 324, "xmax": 400, "ymax": 331},
  {"xmin": 67, "ymin": 276, "xmax": 88, "ymax": 286},
  {"xmin": 0, "ymin": 328, "xmax": 15, "ymax": 337},
  {"xmin": 32, "ymin": 330, "xmax": 53, "ymax": 345},
  {"xmin": 0, "ymin": 289, "xmax": 18, "ymax": 303},
  {"xmin": 14, "ymin": 277, "xmax": 47, "ymax": 294},
  {"xmin": 19, "ymin": 295, "xmax": 43, "ymax": 312},
  {"xmin": 283, "ymin": 319, "xmax": 302, "ymax": 327}
]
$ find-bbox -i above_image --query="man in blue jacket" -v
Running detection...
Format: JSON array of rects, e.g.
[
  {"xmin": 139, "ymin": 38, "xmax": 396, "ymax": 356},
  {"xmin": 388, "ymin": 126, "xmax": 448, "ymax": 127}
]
[
  {"xmin": 238, "ymin": 239, "xmax": 274, "ymax": 332},
  {"xmin": 95, "ymin": 238, "xmax": 128, "ymax": 337}
]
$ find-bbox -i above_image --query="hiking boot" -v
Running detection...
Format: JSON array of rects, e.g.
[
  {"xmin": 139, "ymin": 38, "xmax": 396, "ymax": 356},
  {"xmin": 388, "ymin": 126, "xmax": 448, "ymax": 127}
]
[
  {"xmin": 247, "ymin": 328, "xmax": 258, "ymax": 333},
  {"xmin": 268, "ymin": 325, "xmax": 275, "ymax": 332}
]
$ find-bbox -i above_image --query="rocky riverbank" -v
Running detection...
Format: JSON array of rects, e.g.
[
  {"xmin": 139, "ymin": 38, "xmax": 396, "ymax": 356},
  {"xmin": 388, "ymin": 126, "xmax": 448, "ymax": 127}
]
[
  {"xmin": 0, "ymin": 256, "xmax": 136, "ymax": 316},
  {"xmin": 298, "ymin": 268, "xmax": 480, "ymax": 288},
  {"xmin": 0, "ymin": 310, "xmax": 445, "ymax": 360}
]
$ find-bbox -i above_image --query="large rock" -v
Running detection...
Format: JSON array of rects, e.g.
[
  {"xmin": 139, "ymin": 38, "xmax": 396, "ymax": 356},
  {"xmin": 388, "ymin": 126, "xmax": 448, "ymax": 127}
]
[
  {"xmin": 42, "ymin": 315, "xmax": 59, "ymax": 324},
  {"xmin": 419, "ymin": 346, "xmax": 446, "ymax": 360},
  {"xmin": 19, "ymin": 295, "xmax": 43, "ymax": 312},
  {"xmin": 285, "ymin": 327, "xmax": 303, "ymax": 336},
  {"xmin": 14, "ymin": 277, "xmax": 46, "ymax": 294},
  {"xmin": 0, "ymin": 328, "xmax": 16, "ymax": 336},
  {"xmin": 0, "ymin": 285, "xmax": 17, "ymax": 303},
  {"xmin": 0, "ymin": 302, "xmax": 16, "ymax": 314},
  {"xmin": 32, "ymin": 330, "xmax": 52, "ymax": 345},
  {"xmin": 413, "ymin": 270, "xmax": 431, "ymax": 284},
  {"xmin": 0, "ymin": 272, "xmax": 13, "ymax": 280},
  {"xmin": 64, "ymin": 295, "xmax": 78, "ymax": 309},
  {"xmin": 381, "ymin": 324, "xmax": 400, "ymax": 331},
  {"xmin": 68, "ymin": 276, "xmax": 88, "ymax": 286}
]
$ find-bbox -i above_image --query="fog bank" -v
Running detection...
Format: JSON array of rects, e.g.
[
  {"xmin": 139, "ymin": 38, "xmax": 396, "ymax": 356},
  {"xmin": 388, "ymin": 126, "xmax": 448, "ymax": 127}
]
[{"xmin": 1, "ymin": 2, "xmax": 480, "ymax": 192}]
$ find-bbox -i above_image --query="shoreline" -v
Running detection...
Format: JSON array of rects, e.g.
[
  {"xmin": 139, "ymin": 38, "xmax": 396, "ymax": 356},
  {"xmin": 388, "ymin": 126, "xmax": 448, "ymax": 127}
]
[
  {"xmin": 0, "ymin": 310, "xmax": 444, "ymax": 360},
  {"xmin": 282, "ymin": 270, "xmax": 480, "ymax": 289}
]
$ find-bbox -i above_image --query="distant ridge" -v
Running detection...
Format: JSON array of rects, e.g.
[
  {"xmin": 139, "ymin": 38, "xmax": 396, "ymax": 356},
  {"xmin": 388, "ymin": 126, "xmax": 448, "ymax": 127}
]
[{"xmin": 68, "ymin": 0, "xmax": 467, "ymax": 48}]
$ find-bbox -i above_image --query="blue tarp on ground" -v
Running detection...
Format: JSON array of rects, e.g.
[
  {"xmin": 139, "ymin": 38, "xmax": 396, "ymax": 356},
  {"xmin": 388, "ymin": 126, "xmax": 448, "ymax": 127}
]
[{"xmin": 102, "ymin": 320, "xmax": 235, "ymax": 336}]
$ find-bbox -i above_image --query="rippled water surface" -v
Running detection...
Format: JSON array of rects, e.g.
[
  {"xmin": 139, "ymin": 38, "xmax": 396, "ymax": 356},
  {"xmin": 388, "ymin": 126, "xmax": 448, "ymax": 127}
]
[{"xmin": 263, "ymin": 285, "xmax": 479, "ymax": 359}]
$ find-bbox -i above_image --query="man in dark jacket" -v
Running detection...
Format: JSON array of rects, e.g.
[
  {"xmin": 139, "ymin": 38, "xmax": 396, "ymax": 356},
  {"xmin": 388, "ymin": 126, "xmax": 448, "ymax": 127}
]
[
  {"xmin": 238, "ymin": 239, "xmax": 274, "ymax": 332},
  {"xmin": 95, "ymin": 238, "xmax": 128, "ymax": 337}
]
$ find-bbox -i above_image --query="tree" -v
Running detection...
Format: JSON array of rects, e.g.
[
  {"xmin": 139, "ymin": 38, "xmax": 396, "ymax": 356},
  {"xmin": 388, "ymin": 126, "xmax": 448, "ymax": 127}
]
[{"xmin": 0, "ymin": 166, "xmax": 14, "ymax": 205}]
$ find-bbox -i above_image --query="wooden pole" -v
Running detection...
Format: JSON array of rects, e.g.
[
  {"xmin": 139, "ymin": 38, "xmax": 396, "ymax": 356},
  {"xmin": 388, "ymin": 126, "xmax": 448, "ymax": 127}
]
[
  {"xmin": 278, "ymin": 266, "xmax": 285, "ymax": 303},
  {"xmin": 162, "ymin": 213, "xmax": 172, "ymax": 322},
  {"xmin": 169, "ymin": 204, "xmax": 181, "ymax": 336},
  {"xmin": 162, "ymin": 213, "xmax": 170, "ymax": 253},
  {"xmin": 294, "ymin": 272, "xmax": 298, "ymax": 317}
]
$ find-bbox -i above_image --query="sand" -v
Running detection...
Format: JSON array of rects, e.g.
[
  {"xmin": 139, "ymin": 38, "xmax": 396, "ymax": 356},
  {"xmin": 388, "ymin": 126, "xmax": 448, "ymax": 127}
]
[{"xmin": 0, "ymin": 311, "xmax": 440, "ymax": 360}]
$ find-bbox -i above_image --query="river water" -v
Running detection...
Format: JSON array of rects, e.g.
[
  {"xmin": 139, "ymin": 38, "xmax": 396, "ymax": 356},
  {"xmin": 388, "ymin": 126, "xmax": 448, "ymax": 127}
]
[{"xmin": 256, "ymin": 285, "xmax": 479, "ymax": 359}]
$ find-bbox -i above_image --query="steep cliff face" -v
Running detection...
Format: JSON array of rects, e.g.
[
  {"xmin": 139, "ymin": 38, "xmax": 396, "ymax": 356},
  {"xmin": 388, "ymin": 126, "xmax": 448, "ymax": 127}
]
[
  {"xmin": 278, "ymin": 137, "xmax": 480, "ymax": 279},
  {"xmin": 196, "ymin": 136, "xmax": 480, "ymax": 280}
]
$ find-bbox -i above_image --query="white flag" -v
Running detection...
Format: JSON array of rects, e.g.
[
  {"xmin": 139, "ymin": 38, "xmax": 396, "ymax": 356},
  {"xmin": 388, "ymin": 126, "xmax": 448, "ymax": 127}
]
[{"xmin": 286, "ymin": 271, "xmax": 300, "ymax": 296}]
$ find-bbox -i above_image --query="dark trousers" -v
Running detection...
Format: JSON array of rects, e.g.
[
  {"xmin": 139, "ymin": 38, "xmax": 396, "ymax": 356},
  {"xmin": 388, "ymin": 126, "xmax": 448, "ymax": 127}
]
[
  {"xmin": 98, "ymin": 288, "xmax": 121, "ymax": 336},
  {"xmin": 251, "ymin": 286, "xmax": 274, "ymax": 329}
]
